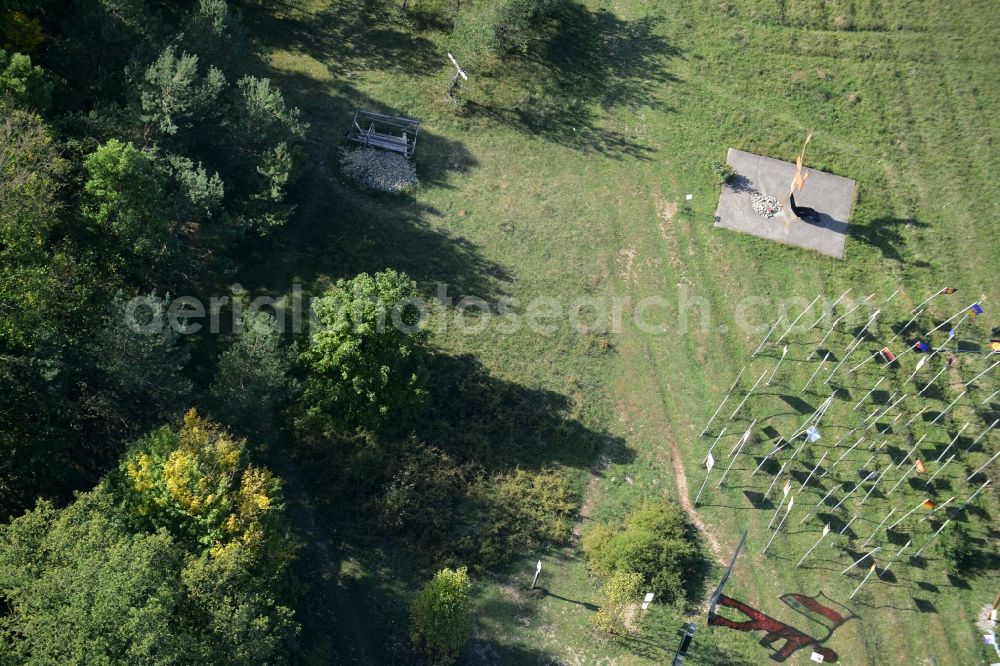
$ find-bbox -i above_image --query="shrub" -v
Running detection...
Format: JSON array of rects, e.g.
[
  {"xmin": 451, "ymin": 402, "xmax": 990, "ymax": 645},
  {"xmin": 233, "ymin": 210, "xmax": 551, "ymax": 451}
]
[
  {"xmin": 451, "ymin": 0, "xmax": 564, "ymax": 70},
  {"xmin": 711, "ymin": 160, "xmax": 735, "ymax": 184},
  {"xmin": 938, "ymin": 523, "xmax": 976, "ymax": 576},
  {"xmin": 593, "ymin": 570, "xmax": 643, "ymax": 635},
  {"xmin": 582, "ymin": 501, "xmax": 704, "ymax": 605},
  {"xmin": 410, "ymin": 567, "xmax": 472, "ymax": 664}
]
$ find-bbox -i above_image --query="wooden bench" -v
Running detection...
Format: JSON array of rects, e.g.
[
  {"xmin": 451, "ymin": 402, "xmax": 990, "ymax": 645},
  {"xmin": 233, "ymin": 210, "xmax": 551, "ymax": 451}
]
[{"xmin": 346, "ymin": 110, "xmax": 420, "ymax": 158}]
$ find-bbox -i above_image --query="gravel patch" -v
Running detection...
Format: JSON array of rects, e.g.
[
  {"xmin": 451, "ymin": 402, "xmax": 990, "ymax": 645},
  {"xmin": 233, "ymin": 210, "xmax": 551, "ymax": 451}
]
[
  {"xmin": 340, "ymin": 146, "xmax": 418, "ymax": 194},
  {"xmin": 750, "ymin": 189, "xmax": 783, "ymax": 218}
]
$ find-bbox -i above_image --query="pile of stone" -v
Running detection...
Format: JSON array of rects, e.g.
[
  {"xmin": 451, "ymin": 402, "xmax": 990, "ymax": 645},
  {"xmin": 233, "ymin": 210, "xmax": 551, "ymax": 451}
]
[
  {"xmin": 340, "ymin": 147, "xmax": 419, "ymax": 194},
  {"xmin": 750, "ymin": 190, "xmax": 782, "ymax": 218}
]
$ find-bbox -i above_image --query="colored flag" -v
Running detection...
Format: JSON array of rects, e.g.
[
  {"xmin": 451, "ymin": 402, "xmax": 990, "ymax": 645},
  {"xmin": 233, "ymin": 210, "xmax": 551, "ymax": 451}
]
[
  {"xmin": 915, "ymin": 459, "xmax": 926, "ymax": 474},
  {"xmin": 806, "ymin": 426, "xmax": 821, "ymax": 442},
  {"xmin": 943, "ymin": 287, "xmax": 957, "ymax": 294},
  {"xmin": 880, "ymin": 347, "xmax": 896, "ymax": 362},
  {"xmin": 990, "ymin": 339, "xmax": 1000, "ymax": 353},
  {"xmin": 948, "ymin": 329, "xmax": 956, "ymax": 339},
  {"xmin": 922, "ymin": 499, "xmax": 936, "ymax": 510},
  {"xmin": 969, "ymin": 303, "xmax": 983, "ymax": 315},
  {"xmin": 914, "ymin": 341, "xmax": 929, "ymax": 352}
]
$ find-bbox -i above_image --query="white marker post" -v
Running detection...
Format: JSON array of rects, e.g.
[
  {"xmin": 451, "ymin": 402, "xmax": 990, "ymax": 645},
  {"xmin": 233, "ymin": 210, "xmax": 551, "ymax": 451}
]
[
  {"xmin": 802, "ymin": 352, "xmax": 830, "ymax": 393},
  {"xmin": 718, "ymin": 423, "xmax": 755, "ymax": 488},
  {"xmin": 964, "ymin": 419, "xmax": 998, "ymax": 453},
  {"xmin": 935, "ymin": 424, "xmax": 969, "ymax": 463},
  {"xmin": 911, "ymin": 287, "xmax": 949, "ymax": 314},
  {"xmin": 850, "ymin": 563, "xmax": 878, "ymax": 600},
  {"xmin": 700, "ymin": 391, "xmax": 732, "ymax": 437},
  {"xmin": 968, "ymin": 450, "xmax": 1000, "ymax": 481},
  {"xmin": 928, "ymin": 391, "xmax": 966, "ymax": 427},
  {"xmin": 730, "ymin": 370, "xmax": 768, "ymax": 420},
  {"xmin": 960, "ymin": 478, "xmax": 991, "ymax": 507},
  {"xmin": 830, "ymin": 436, "xmax": 865, "ymax": 470},
  {"xmin": 840, "ymin": 514, "xmax": 857, "ymax": 535},
  {"xmin": 904, "ymin": 355, "xmax": 929, "ymax": 385},
  {"xmin": 752, "ymin": 443, "xmax": 786, "ymax": 477},
  {"xmin": 796, "ymin": 523, "xmax": 831, "ymax": 567},
  {"xmin": 925, "ymin": 455, "xmax": 956, "ymax": 488},
  {"xmin": 862, "ymin": 508, "xmax": 896, "ymax": 548},
  {"xmin": 762, "ymin": 496, "xmax": 794, "ymax": 555},
  {"xmin": 779, "ymin": 295, "xmax": 821, "ymax": 343},
  {"xmin": 902, "ymin": 407, "xmax": 929, "ymax": 431},
  {"xmin": 879, "ymin": 540, "xmax": 910, "ymax": 578},
  {"xmin": 810, "ymin": 288, "xmax": 851, "ymax": 328},
  {"xmin": 706, "ymin": 426, "xmax": 728, "ymax": 459},
  {"xmin": 913, "ymin": 519, "xmax": 951, "ymax": 558},
  {"xmin": 889, "ymin": 499, "xmax": 931, "ymax": 530},
  {"xmin": 921, "ymin": 496, "xmax": 954, "ymax": 521},
  {"xmin": 841, "ymin": 548, "xmax": 880, "ymax": 575},
  {"xmin": 833, "ymin": 470, "xmax": 878, "ymax": 510},
  {"xmin": 531, "ymin": 560, "xmax": 542, "ymax": 588},
  {"xmin": 641, "ymin": 592, "xmax": 655, "ymax": 611},
  {"xmin": 694, "ymin": 453, "xmax": 716, "ymax": 506},
  {"xmin": 982, "ymin": 388, "xmax": 999, "ymax": 404},
  {"xmin": 768, "ymin": 480, "xmax": 793, "ymax": 529},
  {"xmin": 860, "ymin": 466, "xmax": 890, "ymax": 504},
  {"xmin": 752, "ymin": 318, "xmax": 783, "ymax": 358},
  {"xmin": 765, "ymin": 463, "xmax": 789, "ymax": 500},
  {"xmin": 766, "ymin": 345, "xmax": 789, "ymax": 385},
  {"xmin": 800, "ymin": 451, "xmax": 828, "ymax": 492},
  {"xmin": 854, "ymin": 377, "xmax": 885, "ymax": 410},
  {"xmin": 446, "ymin": 52, "xmax": 469, "ymax": 96},
  {"xmin": 926, "ymin": 302, "xmax": 982, "ymax": 337},
  {"xmin": 800, "ymin": 484, "xmax": 841, "ymax": 525},
  {"xmin": 887, "ymin": 464, "xmax": 914, "ymax": 496},
  {"xmin": 916, "ymin": 366, "xmax": 948, "ymax": 397},
  {"xmin": 896, "ymin": 434, "xmax": 927, "ymax": 470},
  {"xmin": 964, "ymin": 360, "xmax": 999, "ymax": 388}
]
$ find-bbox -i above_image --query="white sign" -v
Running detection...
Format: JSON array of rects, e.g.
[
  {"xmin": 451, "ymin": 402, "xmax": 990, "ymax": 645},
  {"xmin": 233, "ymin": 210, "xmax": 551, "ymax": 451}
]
[
  {"xmin": 782, "ymin": 480, "xmax": 792, "ymax": 498},
  {"xmin": 785, "ymin": 496, "xmax": 795, "ymax": 514},
  {"xmin": 810, "ymin": 652, "xmax": 825, "ymax": 663},
  {"xmin": 822, "ymin": 523, "xmax": 831, "ymax": 536},
  {"xmin": 641, "ymin": 592, "xmax": 655, "ymax": 610},
  {"xmin": 536, "ymin": 560, "xmax": 542, "ymax": 573},
  {"xmin": 705, "ymin": 453, "xmax": 715, "ymax": 471}
]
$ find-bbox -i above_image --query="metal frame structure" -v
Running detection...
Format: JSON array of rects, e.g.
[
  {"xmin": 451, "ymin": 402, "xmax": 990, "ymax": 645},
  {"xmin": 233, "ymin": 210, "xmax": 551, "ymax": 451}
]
[{"xmin": 346, "ymin": 110, "xmax": 420, "ymax": 158}]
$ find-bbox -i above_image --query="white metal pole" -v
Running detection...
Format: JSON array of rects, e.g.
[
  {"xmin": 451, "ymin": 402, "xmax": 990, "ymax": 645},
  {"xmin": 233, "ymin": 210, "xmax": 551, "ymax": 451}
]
[
  {"xmin": 967, "ymin": 449, "xmax": 1000, "ymax": 480},
  {"xmin": 718, "ymin": 423, "xmax": 755, "ymax": 488},
  {"xmin": 850, "ymin": 563, "xmax": 878, "ymax": 599},
  {"xmin": 730, "ymin": 419, "xmax": 758, "ymax": 456},
  {"xmin": 762, "ymin": 497, "xmax": 794, "ymax": 555},
  {"xmin": 830, "ymin": 436, "xmax": 865, "ymax": 470},
  {"xmin": 862, "ymin": 508, "xmax": 896, "ymax": 548},
  {"xmin": 960, "ymin": 478, "xmax": 991, "ymax": 507},
  {"xmin": 860, "ymin": 465, "xmax": 890, "ymax": 504},
  {"xmin": 887, "ymin": 465, "xmax": 913, "ymax": 496},
  {"xmin": 826, "ymin": 337, "xmax": 864, "ymax": 384},
  {"xmin": 765, "ymin": 463, "xmax": 788, "ymax": 499},
  {"xmin": 911, "ymin": 287, "xmax": 947, "ymax": 314},
  {"xmin": 800, "ymin": 450, "xmax": 828, "ymax": 492},
  {"xmin": 896, "ymin": 434, "xmax": 927, "ymax": 470},
  {"xmin": 833, "ymin": 469, "xmax": 878, "ymax": 509},
  {"xmin": 928, "ymin": 391, "xmax": 966, "ymax": 427},
  {"xmin": 752, "ymin": 444, "xmax": 786, "ymax": 477},
  {"xmin": 694, "ymin": 456, "xmax": 714, "ymax": 506},
  {"xmin": 926, "ymin": 302, "xmax": 981, "ymax": 336},
  {"xmin": 700, "ymin": 392, "xmax": 731, "ymax": 437},
  {"xmin": 768, "ymin": 481, "xmax": 792, "ymax": 529},
  {"xmin": 879, "ymin": 540, "xmax": 910, "ymax": 577},
  {"xmin": 921, "ymin": 496, "xmax": 954, "ymax": 521},
  {"xmin": 840, "ymin": 514, "xmax": 857, "ymax": 535},
  {"xmin": 934, "ymin": 424, "xmax": 969, "ymax": 463},
  {"xmin": 965, "ymin": 419, "xmax": 998, "ymax": 453},
  {"xmin": 810, "ymin": 289, "xmax": 851, "ymax": 329},
  {"xmin": 730, "ymin": 370, "xmax": 768, "ymax": 420},
  {"xmin": 902, "ymin": 408, "xmax": 929, "ymax": 432},
  {"xmin": 801, "ymin": 352, "xmax": 830, "ymax": 393},
  {"xmin": 800, "ymin": 484, "xmax": 841, "ymax": 524},
  {"xmin": 913, "ymin": 519, "xmax": 951, "ymax": 558},
  {"xmin": 964, "ymin": 360, "xmax": 999, "ymax": 388},
  {"xmin": 854, "ymin": 377, "xmax": 885, "ymax": 410},
  {"xmin": 766, "ymin": 346, "xmax": 788, "ymax": 385},
  {"xmin": 889, "ymin": 498, "xmax": 931, "ymax": 530},
  {"xmin": 795, "ymin": 524, "xmax": 830, "ymax": 567},
  {"xmin": 779, "ymin": 295, "xmax": 821, "ymax": 343},
  {"xmin": 904, "ymin": 355, "xmax": 930, "ymax": 385},
  {"xmin": 982, "ymin": 389, "xmax": 999, "ymax": 405},
  {"xmin": 841, "ymin": 548, "xmax": 880, "ymax": 575},
  {"xmin": 706, "ymin": 426, "xmax": 728, "ymax": 458},
  {"xmin": 751, "ymin": 318, "xmax": 783, "ymax": 358},
  {"xmin": 728, "ymin": 364, "xmax": 748, "ymax": 393},
  {"xmin": 916, "ymin": 366, "xmax": 947, "ymax": 397}
]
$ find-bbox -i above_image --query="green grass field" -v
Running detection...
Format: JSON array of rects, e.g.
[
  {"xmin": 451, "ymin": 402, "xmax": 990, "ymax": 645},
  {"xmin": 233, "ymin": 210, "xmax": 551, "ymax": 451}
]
[{"xmin": 239, "ymin": 0, "xmax": 999, "ymax": 662}]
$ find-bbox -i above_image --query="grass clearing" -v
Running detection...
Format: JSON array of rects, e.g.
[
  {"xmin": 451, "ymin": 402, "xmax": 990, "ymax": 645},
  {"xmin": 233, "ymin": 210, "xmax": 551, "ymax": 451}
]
[{"xmin": 239, "ymin": 0, "xmax": 999, "ymax": 662}]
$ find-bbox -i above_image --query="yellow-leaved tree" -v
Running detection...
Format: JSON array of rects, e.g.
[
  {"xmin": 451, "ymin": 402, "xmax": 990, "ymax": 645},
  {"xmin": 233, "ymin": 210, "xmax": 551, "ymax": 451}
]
[{"xmin": 117, "ymin": 409, "xmax": 291, "ymax": 573}]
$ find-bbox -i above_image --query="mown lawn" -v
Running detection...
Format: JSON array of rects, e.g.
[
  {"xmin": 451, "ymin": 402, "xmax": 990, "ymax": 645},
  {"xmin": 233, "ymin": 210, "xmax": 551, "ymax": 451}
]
[{"xmin": 239, "ymin": 0, "xmax": 999, "ymax": 663}]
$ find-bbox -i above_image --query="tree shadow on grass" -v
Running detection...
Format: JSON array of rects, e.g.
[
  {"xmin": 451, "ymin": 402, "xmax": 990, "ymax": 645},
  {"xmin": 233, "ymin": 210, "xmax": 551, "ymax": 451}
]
[
  {"xmin": 850, "ymin": 217, "xmax": 930, "ymax": 264},
  {"xmin": 417, "ymin": 352, "xmax": 631, "ymax": 471},
  {"xmin": 464, "ymin": 4, "xmax": 680, "ymax": 159}
]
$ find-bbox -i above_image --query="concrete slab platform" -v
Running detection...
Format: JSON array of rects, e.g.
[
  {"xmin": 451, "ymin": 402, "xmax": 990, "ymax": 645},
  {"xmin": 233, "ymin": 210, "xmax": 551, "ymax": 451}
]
[{"xmin": 714, "ymin": 148, "xmax": 856, "ymax": 259}]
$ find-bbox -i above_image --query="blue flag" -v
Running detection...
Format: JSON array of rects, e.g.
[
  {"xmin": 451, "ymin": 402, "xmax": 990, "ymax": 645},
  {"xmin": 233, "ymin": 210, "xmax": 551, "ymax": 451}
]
[{"xmin": 969, "ymin": 303, "xmax": 984, "ymax": 315}]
